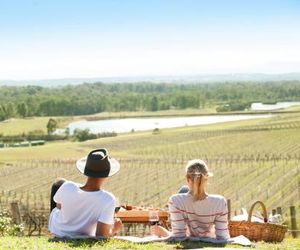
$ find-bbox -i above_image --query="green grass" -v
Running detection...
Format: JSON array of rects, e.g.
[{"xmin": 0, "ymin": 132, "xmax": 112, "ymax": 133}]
[
  {"xmin": 0, "ymin": 237, "xmax": 173, "ymax": 250},
  {"xmin": 0, "ymin": 117, "xmax": 75, "ymax": 136},
  {"xmin": 0, "ymin": 236, "xmax": 299, "ymax": 249},
  {"xmin": 0, "ymin": 117, "xmax": 49, "ymax": 135}
]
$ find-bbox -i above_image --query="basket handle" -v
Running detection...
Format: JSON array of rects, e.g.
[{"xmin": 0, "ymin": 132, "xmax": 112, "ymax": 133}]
[{"xmin": 247, "ymin": 201, "xmax": 268, "ymax": 223}]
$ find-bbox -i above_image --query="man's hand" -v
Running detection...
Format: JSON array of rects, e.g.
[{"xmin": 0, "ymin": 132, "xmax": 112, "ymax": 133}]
[
  {"xmin": 112, "ymin": 218, "xmax": 123, "ymax": 235},
  {"xmin": 56, "ymin": 203, "xmax": 61, "ymax": 210},
  {"xmin": 96, "ymin": 218, "xmax": 123, "ymax": 237}
]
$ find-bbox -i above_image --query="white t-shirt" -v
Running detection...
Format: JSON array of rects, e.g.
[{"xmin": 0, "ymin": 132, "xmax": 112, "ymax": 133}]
[
  {"xmin": 168, "ymin": 193, "xmax": 230, "ymax": 240},
  {"xmin": 48, "ymin": 181, "xmax": 116, "ymax": 237}
]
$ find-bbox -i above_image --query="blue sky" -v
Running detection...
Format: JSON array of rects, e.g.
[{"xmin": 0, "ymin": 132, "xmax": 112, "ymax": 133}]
[{"xmin": 0, "ymin": 0, "xmax": 300, "ymax": 80}]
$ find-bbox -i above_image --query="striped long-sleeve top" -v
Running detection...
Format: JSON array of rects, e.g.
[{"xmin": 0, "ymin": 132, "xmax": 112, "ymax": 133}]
[{"xmin": 168, "ymin": 193, "xmax": 230, "ymax": 240}]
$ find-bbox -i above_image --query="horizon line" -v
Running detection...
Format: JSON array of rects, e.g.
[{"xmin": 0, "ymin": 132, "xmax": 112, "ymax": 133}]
[{"xmin": 1, "ymin": 72, "xmax": 300, "ymax": 82}]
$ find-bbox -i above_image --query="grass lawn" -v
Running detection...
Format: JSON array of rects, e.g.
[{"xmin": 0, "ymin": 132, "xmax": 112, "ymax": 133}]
[
  {"xmin": 0, "ymin": 236, "xmax": 299, "ymax": 250},
  {"xmin": 0, "ymin": 117, "xmax": 49, "ymax": 135},
  {"xmin": 0, "ymin": 117, "xmax": 75, "ymax": 136}
]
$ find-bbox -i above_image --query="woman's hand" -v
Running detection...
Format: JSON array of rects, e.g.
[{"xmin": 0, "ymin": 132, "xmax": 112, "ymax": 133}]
[{"xmin": 150, "ymin": 225, "xmax": 171, "ymax": 237}]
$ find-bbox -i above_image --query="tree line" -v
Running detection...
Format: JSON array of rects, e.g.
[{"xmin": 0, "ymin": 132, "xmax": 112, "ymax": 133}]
[{"xmin": 1, "ymin": 81, "xmax": 300, "ymax": 121}]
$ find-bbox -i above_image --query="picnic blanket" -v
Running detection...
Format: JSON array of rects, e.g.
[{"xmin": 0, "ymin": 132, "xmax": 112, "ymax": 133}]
[
  {"xmin": 53, "ymin": 235, "xmax": 251, "ymax": 246},
  {"xmin": 114, "ymin": 235, "xmax": 252, "ymax": 246}
]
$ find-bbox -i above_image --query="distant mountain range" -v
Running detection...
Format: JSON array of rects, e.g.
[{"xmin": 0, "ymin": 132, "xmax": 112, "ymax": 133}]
[{"xmin": 1, "ymin": 73, "xmax": 300, "ymax": 87}]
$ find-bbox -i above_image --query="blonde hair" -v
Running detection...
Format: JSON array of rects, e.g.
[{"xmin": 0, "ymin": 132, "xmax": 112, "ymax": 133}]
[{"xmin": 185, "ymin": 159, "xmax": 212, "ymax": 201}]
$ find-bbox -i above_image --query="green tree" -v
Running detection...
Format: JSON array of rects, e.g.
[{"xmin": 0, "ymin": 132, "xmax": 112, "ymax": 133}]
[
  {"xmin": 1, "ymin": 81, "xmax": 300, "ymax": 117},
  {"xmin": 0, "ymin": 103, "xmax": 15, "ymax": 121},
  {"xmin": 73, "ymin": 129, "xmax": 97, "ymax": 141},
  {"xmin": 150, "ymin": 96, "xmax": 158, "ymax": 111},
  {"xmin": 17, "ymin": 102, "xmax": 28, "ymax": 117},
  {"xmin": 47, "ymin": 118, "xmax": 58, "ymax": 134},
  {"xmin": 0, "ymin": 105, "xmax": 5, "ymax": 121}
]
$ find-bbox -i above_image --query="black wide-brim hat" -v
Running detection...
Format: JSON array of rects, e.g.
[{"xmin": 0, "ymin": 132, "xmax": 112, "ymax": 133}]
[{"xmin": 76, "ymin": 148, "xmax": 120, "ymax": 178}]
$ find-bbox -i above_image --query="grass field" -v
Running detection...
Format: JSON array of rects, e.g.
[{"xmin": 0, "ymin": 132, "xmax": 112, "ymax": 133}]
[
  {"xmin": 0, "ymin": 117, "xmax": 76, "ymax": 136},
  {"xmin": 1, "ymin": 110, "xmax": 300, "ymax": 248},
  {"xmin": 0, "ymin": 117, "xmax": 50, "ymax": 135},
  {"xmin": 0, "ymin": 236, "xmax": 300, "ymax": 250}
]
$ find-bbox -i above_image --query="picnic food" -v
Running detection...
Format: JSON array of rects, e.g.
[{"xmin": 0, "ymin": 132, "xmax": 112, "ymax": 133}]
[
  {"xmin": 116, "ymin": 205, "xmax": 168, "ymax": 223},
  {"xmin": 121, "ymin": 205, "xmax": 135, "ymax": 210}
]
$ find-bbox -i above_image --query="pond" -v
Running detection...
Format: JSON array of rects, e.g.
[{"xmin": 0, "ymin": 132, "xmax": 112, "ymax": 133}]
[
  {"xmin": 67, "ymin": 114, "xmax": 272, "ymax": 134},
  {"xmin": 251, "ymin": 102, "xmax": 300, "ymax": 111}
]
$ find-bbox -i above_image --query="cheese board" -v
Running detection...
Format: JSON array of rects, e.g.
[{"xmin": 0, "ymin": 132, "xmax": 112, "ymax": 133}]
[{"xmin": 116, "ymin": 205, "xmax": 168, "ymax": 223}]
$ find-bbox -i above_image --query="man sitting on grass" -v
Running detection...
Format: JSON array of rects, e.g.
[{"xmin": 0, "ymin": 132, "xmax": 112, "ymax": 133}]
[{"xmin": 48, "ymin": 148, "xmax": 122, "ymax": 238}]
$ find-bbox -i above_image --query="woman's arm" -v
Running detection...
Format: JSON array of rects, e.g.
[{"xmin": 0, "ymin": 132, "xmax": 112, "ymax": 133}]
[
  {"xmin": 151, "ymin": 196, "xmax": 187, "ymax": 238},
  {"xmin": 168, "ymin": 196, "xmax": 187, "ymax": 237},
  {"xmin": 214, "ymin": 199, "xmax": 230, "ymax": 240},
  {"xmin": 150, "ymin": 225, "xmax": 171, "ymax": 237}
]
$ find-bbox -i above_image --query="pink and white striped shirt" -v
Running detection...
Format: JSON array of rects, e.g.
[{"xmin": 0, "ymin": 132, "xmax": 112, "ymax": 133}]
[{"xmin": 168, "ymin": 193, "xmax": 230, "ymax": 240}]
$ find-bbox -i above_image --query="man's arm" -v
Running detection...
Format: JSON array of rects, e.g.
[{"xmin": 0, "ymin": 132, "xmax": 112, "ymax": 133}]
[{"xmin": 96, "ymin": 218, "xmax": 122, "ymax": 237}]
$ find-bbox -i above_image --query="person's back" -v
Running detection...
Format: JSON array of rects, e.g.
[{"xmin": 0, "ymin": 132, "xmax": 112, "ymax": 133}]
[
  {"xmin": 169, "ymin": 192, "xmax": 229, "ymax": 239},
  {"xmin": 48, "ymin": 148, "xmax": 122, "ymax": 238},
  {"xmin": 151, "ymin": 159, "xmax": 230, "ymax": 240},
  {"xmin": 49, "ymin": 181, "xmax": 116, "ymax": 237}
]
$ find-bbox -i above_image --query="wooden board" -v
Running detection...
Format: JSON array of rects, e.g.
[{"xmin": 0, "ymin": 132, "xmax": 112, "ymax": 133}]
[{"xmin": 116, "ymin": 209, "xmax": 168, "ymax": 223}]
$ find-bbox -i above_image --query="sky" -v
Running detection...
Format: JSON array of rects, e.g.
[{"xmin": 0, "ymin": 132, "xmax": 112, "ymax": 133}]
[{"xmin": 0, "ymin": 0, "xmax": 300, "ymax": 80}]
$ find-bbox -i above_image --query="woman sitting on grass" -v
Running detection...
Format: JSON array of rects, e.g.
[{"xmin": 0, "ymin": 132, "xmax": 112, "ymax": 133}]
[{"xmin": 151, "ymin": 159, "xmax": 230, "ymax": 240}]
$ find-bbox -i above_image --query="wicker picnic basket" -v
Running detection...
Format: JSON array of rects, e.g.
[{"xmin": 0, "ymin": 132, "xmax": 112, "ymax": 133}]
[{"xmin": 229, "ymin": 201, "xmax": 287, "ymax": 242}]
